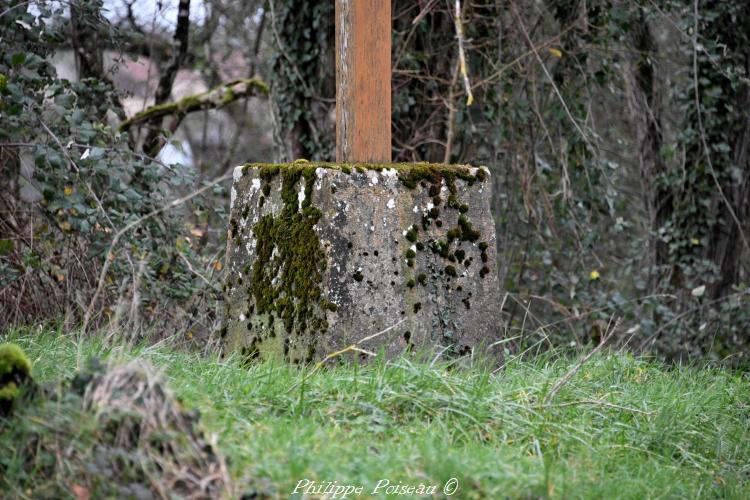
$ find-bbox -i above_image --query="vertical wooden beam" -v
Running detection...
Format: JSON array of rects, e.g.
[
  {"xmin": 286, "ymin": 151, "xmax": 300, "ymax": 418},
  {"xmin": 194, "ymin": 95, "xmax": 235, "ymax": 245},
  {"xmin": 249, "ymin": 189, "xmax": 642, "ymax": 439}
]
[{"xmin": 335, "ymin": 0, "xmax": 391, "ymax": 163}]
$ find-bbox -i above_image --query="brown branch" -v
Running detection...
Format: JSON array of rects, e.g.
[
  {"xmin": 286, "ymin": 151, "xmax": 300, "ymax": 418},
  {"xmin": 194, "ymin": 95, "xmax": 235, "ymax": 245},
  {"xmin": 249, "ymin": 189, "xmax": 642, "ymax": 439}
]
[{"xmin": 142, "ymin": 0, "xmax": 192, "ymax": 155}]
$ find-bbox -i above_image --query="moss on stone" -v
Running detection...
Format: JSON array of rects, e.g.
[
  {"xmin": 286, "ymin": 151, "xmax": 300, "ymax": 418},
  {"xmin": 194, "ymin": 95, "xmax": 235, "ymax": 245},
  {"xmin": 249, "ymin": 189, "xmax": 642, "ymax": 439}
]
[
  {"xmin": 231, "ymin": 162, "xmax": 494, "ymax": 361},
  {"xmin": 247, "ymin": 164, "xmax": 331, "ymax": 363},
  {"xmin": 241, "ymin": 162, "xmax": 488, "ymax": 186}
]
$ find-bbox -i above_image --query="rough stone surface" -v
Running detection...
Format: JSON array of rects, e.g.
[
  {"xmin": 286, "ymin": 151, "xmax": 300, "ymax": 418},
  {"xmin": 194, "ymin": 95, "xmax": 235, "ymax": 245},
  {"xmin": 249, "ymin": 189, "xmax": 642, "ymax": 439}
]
[{"xmin": 222, "ymin": 162, "xmax": 504, "ymax": 365}]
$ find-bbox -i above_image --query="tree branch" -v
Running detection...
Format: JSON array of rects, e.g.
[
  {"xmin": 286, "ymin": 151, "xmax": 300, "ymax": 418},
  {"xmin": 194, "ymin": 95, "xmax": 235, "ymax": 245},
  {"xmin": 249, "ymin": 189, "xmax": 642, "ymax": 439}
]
[{"xmin": 118, "ymin": 78, "xmax": 269, "ymax": 133}]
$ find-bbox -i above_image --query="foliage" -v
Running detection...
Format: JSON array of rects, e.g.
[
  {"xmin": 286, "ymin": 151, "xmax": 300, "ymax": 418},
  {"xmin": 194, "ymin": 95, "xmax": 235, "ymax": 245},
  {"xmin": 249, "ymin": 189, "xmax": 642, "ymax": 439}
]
[
  {"xmin": 383, "ymin": 1, "xmax": 750, "ymax": 363},
  {"xmin": 268, "ymin": 0, "xmax": 335, "ymax": 161},
  {"xmin": 0, "ymin": 1, "xmax": 227, "ymax": 338},
  {"xmin": 3, "ymin": 328, "xmax": 750, "ymax": 497}
]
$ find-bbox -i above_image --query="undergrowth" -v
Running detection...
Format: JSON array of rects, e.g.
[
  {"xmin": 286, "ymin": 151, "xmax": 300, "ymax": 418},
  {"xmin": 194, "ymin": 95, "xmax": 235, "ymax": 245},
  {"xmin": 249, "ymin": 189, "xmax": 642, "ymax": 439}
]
[{"xmin": 1, "ymin": 327, "xmax": 749, "ymax": 499}]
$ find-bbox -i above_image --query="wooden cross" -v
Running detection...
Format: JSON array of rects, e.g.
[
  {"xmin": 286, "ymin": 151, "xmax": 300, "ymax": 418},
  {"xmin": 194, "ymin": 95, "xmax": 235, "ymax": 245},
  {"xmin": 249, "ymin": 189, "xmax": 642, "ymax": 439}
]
[{"xmin": 335, "ymin": 0, "xmax": 391, "ymax": 163}]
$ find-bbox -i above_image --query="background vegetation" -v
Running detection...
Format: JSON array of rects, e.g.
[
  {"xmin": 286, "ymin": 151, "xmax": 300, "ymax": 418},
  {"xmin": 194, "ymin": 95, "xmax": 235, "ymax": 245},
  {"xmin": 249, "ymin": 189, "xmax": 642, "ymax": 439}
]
[{"xmin": 0, "ymin": 0, "xmax": 748, "ymax": 364}]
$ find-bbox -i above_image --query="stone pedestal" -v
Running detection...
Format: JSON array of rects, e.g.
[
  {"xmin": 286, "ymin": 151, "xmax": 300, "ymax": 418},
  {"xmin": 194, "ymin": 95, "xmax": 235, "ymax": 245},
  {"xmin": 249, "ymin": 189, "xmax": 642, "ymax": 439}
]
[{"xmin": 222, "ymin": 162, "xmax": 504, "ymax": 365}]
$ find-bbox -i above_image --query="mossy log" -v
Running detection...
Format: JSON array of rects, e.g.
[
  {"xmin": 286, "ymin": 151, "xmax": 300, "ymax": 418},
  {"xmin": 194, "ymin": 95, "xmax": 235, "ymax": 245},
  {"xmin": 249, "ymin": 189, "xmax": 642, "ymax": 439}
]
[
  {"xmin": 222, "ymin": 162, "xmax": 504, "ymax": 366},
  {"xmin": 118, "ymin": 77, "xmax": 269, "ymax": 132}
]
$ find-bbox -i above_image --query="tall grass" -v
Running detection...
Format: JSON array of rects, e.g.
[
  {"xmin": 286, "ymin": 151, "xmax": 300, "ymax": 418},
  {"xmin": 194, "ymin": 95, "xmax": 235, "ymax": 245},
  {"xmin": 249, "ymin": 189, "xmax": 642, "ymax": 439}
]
[{"xmin": 2, "ymin": 328, "xmax": 749, "ymax": 498}]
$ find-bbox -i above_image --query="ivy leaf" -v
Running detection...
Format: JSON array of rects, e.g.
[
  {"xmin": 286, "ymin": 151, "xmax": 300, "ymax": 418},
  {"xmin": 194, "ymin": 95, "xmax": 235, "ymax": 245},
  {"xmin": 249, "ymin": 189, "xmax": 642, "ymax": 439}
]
[{"xmin": 11, "ymin": 52, "xmax": 26, "ymax": 66}]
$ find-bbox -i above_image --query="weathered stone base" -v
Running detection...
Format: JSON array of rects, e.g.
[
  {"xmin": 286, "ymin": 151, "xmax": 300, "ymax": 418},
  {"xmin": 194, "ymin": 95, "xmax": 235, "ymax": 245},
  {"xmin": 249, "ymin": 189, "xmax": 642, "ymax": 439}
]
[{"xmin": 222, "ymin": 162, "xmax": 503, "ymax": 365}]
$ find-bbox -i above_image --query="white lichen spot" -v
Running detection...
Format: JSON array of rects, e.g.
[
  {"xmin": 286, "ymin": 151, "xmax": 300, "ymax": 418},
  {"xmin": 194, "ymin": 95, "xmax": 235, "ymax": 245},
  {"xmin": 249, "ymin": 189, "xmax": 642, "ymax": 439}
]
[
  {"xmin": 387, "ymin": 198, "xmax": 396, "ymax": 209},
  {"xmin": 413, "ymin": 205, "xmax": 419, "ymax": 213},
  {"xmin": 382, "ymin": 168, "xmax": 398, "ymax": 178},
  {"xmin": 298, "ymin": 184, "xmax": 306, "ymax": 210},
  {"xmin": 233, "ymin": 166, "xmax": 244, "ymax": 181},
  {"xmin": 469, "ymin": 167, "xmax": 478, "ymax": 175},
  {"xmin": 370, "ymin": 172, "xmax": 379, "ymax": 185},
  {"xmin": 230, "ymin": 187, "xmax": 237, "ymax": 208},
  {"xmin": 410, "ymin": 244, "xmax": 417, "ymax": 252},
  {"xmin": 251, "ymin": 178, "xmax": 261, "ymax": 191},
  {"xmin": 370, "ymin": 225, "xmax": 375, "ymax": 232},
  {"xmin": 239, "ymin": 313, "xmax": 246, "ymax": 322},
  {"xmin": 402, "ymin": 230, "xmax": 408, "ymax": 236},
  {"xmin": 427, "ymin": 202, "xmax": 434, "ymax": 211}
]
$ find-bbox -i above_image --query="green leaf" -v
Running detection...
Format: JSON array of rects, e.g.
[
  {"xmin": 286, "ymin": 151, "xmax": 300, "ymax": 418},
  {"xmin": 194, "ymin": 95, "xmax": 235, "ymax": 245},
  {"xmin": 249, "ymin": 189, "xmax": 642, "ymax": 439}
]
[
  {"xmin": 0, "ymin": 239, "xmax": 14, "ymax": 255},
  {"xmin": 11, "ymin": 52, "xmax": 26, "ymax": 66}
]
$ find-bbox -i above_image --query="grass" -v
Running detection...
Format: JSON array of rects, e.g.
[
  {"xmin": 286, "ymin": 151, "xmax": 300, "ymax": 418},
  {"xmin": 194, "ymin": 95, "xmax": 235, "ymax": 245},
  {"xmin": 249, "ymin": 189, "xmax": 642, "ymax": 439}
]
[{"xmin": 1, "ymin": 327, "xmax": 749, "ymax": 499}]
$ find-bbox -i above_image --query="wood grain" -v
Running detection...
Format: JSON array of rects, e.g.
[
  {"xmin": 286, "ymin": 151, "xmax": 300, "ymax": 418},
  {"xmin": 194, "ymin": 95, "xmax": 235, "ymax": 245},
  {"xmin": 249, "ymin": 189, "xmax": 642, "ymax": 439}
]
[{"xmin": 335, "ymin": 0, "xmax": 391, "ymax": 163}]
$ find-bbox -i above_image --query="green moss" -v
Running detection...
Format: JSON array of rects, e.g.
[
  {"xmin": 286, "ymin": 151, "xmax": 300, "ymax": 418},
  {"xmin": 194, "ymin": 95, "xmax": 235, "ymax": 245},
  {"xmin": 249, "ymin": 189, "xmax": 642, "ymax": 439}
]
[
  {"xmin": 458, "ymin": 215, "xmax": 480, "ymax": 242},
  {"xmin": 241, "ymin": 162, "xmax": 487, "ymax": 184},
  {"xmin": 322, "ymin": 301, "xmax": 339, "ymax": 312},
  {"xmin": 0, "ymin": 343, "xmax": 31, "ymax": 379},
  {"xmin": 413, "ymin": 302, "xmax": 422, "ymax": 313},
  {"xmin": 0, "ymin": 382, "xmax": 18, "ymax": 402},
  {"xmin": 478, "ymin": 242, "xmax": 489, "ymax": 251},
  {"xmin": 432, "ymin": 240, "xmax": 450, "ymax": 259},
  {"xmin": 0, "ymin": 343, "xmax": 32, "ymax": 415},
  {"xmin": 119, "ymin": 78, "xmax": 269, "ymax": 131},
  {"xmin": 480, "ymin": 266, "xmax": 490, "ymax": 278},
  {"xmin": 247, "ymin": 164, "xmax": 332, "ymax": 362},
  {"xmin": 230, "ymin": 162, "xmax": 493, "ymax": 359}
]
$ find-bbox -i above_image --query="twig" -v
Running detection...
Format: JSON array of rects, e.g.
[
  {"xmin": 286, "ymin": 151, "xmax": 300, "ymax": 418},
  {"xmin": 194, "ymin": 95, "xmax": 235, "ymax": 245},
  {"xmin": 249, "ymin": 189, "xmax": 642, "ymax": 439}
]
[
  {"xmin": 509, "ymin": 1, "xmax": 594, "ymax": 154},
  {"xmin": 288, "ymin": 319, "xmax": 406, "ymax": 392},
  {"xmin": 543, "ymin": 316, "xmax": 620, "ymax": 405},
  {"xmin": 452, "ymin": 0, "xmax": 473, "ymax": 106},
  {"xmin": 541, "ymin": 398, "xmax": 653, "ymax": 415}
]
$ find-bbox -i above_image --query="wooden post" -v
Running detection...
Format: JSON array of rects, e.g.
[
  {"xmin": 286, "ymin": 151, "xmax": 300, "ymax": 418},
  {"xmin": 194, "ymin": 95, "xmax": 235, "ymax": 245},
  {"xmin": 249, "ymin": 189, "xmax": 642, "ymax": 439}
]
[{"xmin": 335, "ymin": 0, "xmax": 391, "ymax": 163}]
